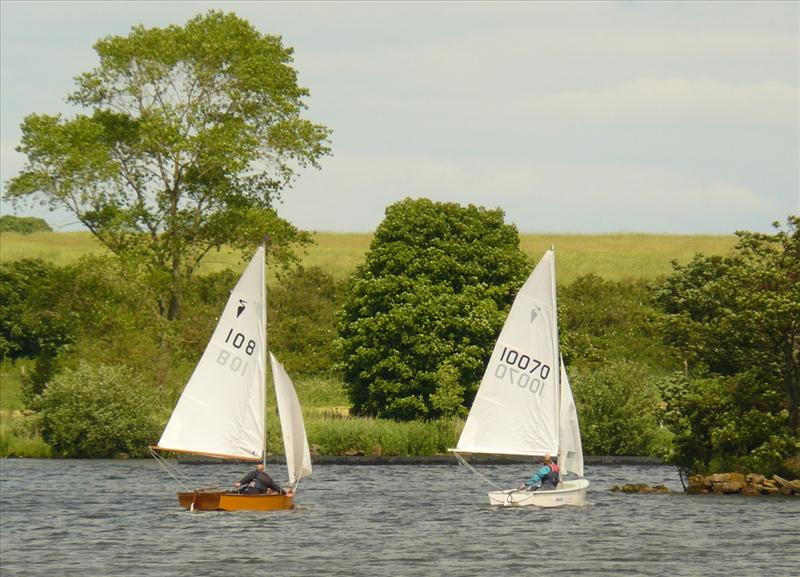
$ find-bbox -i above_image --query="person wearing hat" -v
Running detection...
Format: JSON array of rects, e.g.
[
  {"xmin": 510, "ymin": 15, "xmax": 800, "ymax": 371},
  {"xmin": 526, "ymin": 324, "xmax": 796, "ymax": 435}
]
[{"xmin": 519, "ymin": 452, "xmax": 560, "ymax": 491}]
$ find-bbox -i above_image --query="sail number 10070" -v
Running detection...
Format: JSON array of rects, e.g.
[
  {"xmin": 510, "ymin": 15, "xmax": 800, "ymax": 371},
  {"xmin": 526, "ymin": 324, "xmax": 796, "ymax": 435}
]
[
  {"xmin": 216, "ymin": 328, "xmax": 257, "ymax": 375},
  {"xmin": 494, "ymin": 346, "xmax": 550, "ymax": 397}
]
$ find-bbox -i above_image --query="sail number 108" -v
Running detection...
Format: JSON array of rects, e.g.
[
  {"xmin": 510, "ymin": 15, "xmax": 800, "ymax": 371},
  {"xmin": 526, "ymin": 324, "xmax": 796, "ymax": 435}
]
[
  {"xmin": 495, "ymin": 346, "xmax": 550, "ymax": 397},
  {"xmin": 216, "ymin": 329, "xmax": 257, "ymax": 375}
]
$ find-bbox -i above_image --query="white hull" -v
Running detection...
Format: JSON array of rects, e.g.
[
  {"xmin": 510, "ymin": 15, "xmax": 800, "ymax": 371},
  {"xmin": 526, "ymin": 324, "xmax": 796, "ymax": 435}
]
[{"xmin": 488, "ymin": 478, "xmax": 589, "ymax": 508}]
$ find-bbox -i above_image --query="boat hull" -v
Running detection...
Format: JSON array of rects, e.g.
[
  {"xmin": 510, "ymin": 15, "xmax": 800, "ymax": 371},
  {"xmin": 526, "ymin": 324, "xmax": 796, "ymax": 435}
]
[
  {"xmin": 488, "ymin": 478, "xmax": 589, "ymax": 508},
  {"xmin": 177, "ymin": 491, "xmax": 294, "ymax": 511}
]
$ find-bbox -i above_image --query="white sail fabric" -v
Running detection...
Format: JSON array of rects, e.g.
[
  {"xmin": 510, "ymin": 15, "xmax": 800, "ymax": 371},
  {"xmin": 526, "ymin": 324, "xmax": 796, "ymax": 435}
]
[
  {"xmin": 558, "ymin": 362, "xmax": 584, "ymax": 477},
  {"xmin": 270, "ymin": 353, "xmax": 313, "ymax": 485},
  {"xmin": 455, "ymin": 250, "xmax": 560, "ymax": 457},
  {"xmin": 156, "ymin": 247, "xmax": 266, "ymax": 461}
]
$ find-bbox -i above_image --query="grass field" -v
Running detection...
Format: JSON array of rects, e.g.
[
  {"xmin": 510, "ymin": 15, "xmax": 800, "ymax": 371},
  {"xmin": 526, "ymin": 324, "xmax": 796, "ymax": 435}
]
[{"xmin": 1, "ymin": 230, "xmax": 737, "ymax": 282}]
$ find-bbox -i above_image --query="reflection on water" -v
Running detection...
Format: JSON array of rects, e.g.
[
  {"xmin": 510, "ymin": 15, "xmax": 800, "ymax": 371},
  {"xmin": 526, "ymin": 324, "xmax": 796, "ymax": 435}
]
[{"xmin": 1, "ymin": 460, "xmax": 798, "ymax": 576}]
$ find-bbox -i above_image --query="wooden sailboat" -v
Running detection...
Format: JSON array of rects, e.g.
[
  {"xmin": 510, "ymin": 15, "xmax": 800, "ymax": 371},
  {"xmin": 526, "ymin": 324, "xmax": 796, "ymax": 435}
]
[
  {"xmin": 451, "ymin": 249, "xmax": 589, "ymax": 507},
  {"xmin": 150, "ymin": 245, "xmax": 312, "ymax": 511}
]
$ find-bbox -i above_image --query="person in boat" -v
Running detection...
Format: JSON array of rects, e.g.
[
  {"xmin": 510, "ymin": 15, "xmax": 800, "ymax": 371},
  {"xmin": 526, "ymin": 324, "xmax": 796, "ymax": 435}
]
[
  {"xmin": 233, "ymin": 463, "xmax": 287, "ymax": 495},
  {"xmin": 519, "ymin": 452, "xmax": 560, "ymax": 491}
]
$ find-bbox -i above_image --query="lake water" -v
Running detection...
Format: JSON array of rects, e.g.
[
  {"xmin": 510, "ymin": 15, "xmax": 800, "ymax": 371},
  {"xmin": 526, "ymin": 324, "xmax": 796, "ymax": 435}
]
[{"xmin": 1, "ymin": 459, "xmax": 798, "ymax": 576}]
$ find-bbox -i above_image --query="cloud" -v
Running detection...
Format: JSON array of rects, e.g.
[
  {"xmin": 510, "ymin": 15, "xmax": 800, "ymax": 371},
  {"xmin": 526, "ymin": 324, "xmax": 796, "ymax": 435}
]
[{"xmin": 521, "ymin": 78, "xmax": 797, "ymax": 127}]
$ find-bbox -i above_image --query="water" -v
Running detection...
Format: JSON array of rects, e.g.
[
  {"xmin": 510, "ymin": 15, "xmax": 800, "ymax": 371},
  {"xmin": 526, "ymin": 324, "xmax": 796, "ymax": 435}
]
[{"xmin": 1, "ymin": 460, "xmax": 798, "ymax": 576}]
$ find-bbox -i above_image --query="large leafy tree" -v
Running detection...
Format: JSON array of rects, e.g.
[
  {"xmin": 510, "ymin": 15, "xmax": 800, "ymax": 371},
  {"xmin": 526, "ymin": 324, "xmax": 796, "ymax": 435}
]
[
  {"xmin": 337, "ymin": 198, "xmax": 530, "ymax": 420},
  {"xmin": 7, "ymin": 11, "xmax": 331, "ymax": 319},
  {"xmin": 656, "ymin": 216, "xmax": 800, "ymax": 475}
]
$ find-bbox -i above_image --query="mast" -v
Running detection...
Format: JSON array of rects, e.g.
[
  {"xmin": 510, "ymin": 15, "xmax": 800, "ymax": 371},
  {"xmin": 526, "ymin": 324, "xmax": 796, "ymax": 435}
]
[
  {"xmin": 262, "ymin": 236, "xmax": 269, "ymax": 468},
  {"xmin": 552, "ymin": 246, "xmax": 562, "ymax": 482}
]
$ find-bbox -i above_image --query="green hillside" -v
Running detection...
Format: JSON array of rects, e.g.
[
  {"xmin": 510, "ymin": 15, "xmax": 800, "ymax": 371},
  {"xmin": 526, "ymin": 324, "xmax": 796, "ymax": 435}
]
[{"xmin": 0, "ymin": 230, "xmax": 736, "ymax": 282}]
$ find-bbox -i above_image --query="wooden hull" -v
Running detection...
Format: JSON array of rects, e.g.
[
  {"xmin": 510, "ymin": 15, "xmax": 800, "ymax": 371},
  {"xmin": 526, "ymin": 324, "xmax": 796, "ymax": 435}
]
[
  {"xmin": 177, "ymin": 491, "xmax": 294, "ymax": 511},
  {"xmin": 488, "ymin": 478, "xmax": 589, "ymax": 508}
]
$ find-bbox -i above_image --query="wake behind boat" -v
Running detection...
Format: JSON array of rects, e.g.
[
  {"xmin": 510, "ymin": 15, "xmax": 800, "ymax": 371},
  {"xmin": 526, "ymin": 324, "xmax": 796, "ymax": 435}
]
[
  {"xmin": 150, "ymin": 244, "xmax": 312, "ymax": 511},
  {"xmin": 451, "ymin": 249, "xmax": 589, "ymax": 507}
]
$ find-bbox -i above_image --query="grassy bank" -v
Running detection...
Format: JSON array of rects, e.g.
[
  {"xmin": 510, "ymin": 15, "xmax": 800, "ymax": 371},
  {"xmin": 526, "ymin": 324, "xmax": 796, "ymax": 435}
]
[
  {"xmin": 0, "ymin": 230, "xmax": 736, "ymax": 282},
  {"xmin": 0, "ymin": 358, "xmax": 460, "ymax": 458}
]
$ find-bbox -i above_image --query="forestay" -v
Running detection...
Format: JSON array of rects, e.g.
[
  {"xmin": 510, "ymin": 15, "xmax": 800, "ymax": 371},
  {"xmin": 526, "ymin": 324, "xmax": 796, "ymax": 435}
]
[
  {"xmin": 155, "ymin": 247, "xmax": 267, "ymax": 461},
  {"xmin": 455, "ymin": 250, "xmax": 560, "ymax": 457},
  {"xmin": 271, "ymin": 353, "xmax": 313, "ymax": 485}
]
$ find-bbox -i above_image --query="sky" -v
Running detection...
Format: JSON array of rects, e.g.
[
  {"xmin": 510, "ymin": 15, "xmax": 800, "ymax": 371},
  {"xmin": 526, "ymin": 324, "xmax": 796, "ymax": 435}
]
[{"xmin": 1, "ymin": 1, "xmax": 798, "ymax": 234}]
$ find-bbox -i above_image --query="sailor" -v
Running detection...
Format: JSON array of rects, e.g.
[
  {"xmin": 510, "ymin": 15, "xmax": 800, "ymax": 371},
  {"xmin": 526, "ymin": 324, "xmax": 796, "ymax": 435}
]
[
  {"xmin": 519, "ymin": 452, "xmax": 560, "ymax": 491},
  {"xmin": 234, "ymin": 463, "xmax": 287, "ymax": 494}
]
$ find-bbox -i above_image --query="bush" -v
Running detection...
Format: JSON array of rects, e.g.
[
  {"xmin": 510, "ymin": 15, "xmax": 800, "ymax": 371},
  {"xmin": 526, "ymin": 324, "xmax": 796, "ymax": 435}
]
[
  {"xmin": 0, "ymin": 215, "xmax": 51, "ymax": 233},
  {"xmin": 0, "ymin": 413, "xmax": 52, "ymax": 458},
  {"xmin": 38, "ymin": 362, "xmax": 164, "ymax": 457},
  {"xmin": 269, "ymin": 266, "xmax": 346, "ymax": 375},
  {"xmin": 338, "ymin": 198, "xmax": 529, "ymax": 420},
  {"xmin": 570, "ymin": 359, "xmax": 671, "ymax": 456}
]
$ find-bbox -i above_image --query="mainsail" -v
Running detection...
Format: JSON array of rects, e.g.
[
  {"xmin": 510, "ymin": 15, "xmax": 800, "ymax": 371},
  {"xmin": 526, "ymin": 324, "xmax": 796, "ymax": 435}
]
[
  {"xmin": 271, "ymin": 353, "xmax": 313, "ymax": 485},
  {"xmin": 454, "ymin": 249, "xmax": 560, "ymax": 457},
  {"xmin": 155, "ymin": 247, "xmax": 267, "ymax": 461}
]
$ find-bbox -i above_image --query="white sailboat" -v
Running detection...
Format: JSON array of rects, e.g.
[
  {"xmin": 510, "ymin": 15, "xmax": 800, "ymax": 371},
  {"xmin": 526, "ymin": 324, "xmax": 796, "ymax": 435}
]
[
  {"xmin": 451, "ymin": 249, "xmax": 589, "ymax": 507},
  {"xmin": 150, "ymin": 245, "xmax": 312, "ymax": 511}
]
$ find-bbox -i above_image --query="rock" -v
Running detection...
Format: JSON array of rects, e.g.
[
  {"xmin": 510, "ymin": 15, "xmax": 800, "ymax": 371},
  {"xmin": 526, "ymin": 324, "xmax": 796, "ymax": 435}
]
[
  {"xmin": 741, "ymin": 486, "xmax": 762, "ymax": 496},
  {"xmin": 746, "ymin": 473, "xmax": 766, "ymax": 485},
  {"xmin": 712, "ymin": 481, "xmax": 746, "ymax": 494},
  {"xmin": 758, "ymin": 485, "xmax": 781, "ymax": 495},
  {"xmin": 610, "ymin": 483, "xmax": 671, "ymax": 494},
  {"xmin": 687, "ymin": 483, "xmax": 707, "ymax": 494}
]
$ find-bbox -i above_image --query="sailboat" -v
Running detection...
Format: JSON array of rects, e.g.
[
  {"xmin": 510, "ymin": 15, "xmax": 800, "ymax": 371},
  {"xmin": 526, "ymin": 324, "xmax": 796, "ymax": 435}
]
[
  {"xmin": 150, "ymin": 244, "xmax": 312, "ymax": 511},
  {"xmin": 451, "ymin": 249, "xmax": 589, "ymax": 507}
]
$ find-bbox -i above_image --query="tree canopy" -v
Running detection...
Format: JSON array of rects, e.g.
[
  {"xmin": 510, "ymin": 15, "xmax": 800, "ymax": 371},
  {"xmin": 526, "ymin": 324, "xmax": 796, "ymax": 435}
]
[
  {"xmin": 656, "ymin": 215, "xmax": 800, "ymax": 476},
  {"xmin": 7, "ymin": 11, "xmax": 331, "ymax": 319},
  {"xmin": 337, "ymin": 198, "xmax": 530, "ymax": 420}
]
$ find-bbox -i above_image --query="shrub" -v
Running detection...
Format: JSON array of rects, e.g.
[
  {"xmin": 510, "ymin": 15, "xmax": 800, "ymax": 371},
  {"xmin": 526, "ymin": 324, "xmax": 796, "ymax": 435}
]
[
  {"xmin": 269, "ymin": 266, "xmax": 346, "ymax": 375},
  {"xmin": 338, "ymin": 198, "xmax": 529, "ymax": 420},
  {"xmin": 38, "ymin": 362, "xmax": 163, "ymax": 457},
  {"xmin": 571, "ymin": 359, "xmax": 671, "ymax": 456}
]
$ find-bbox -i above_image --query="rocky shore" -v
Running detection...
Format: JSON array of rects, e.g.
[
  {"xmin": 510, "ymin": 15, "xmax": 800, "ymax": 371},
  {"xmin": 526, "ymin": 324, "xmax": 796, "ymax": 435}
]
[{"xmin": 688, "ymin": 472, "xmax": 800, "ymax": 496}]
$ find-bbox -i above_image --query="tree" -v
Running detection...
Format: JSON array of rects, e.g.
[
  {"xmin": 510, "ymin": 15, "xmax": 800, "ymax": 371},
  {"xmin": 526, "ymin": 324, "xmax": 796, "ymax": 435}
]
[
  {"xmin": 656, "ymin": 216, "xmax": 800, "ymax": 475},
  {"xmin": 657, "ymin": 216, "xmax": 800, "ymax": 432},
  {"xmin": 337, "ymin": 198, "xmax": 530, "ymax": 420},
  {"xmin": 7, "ymin": 11, "xmax": 331, "ymax": 319}
]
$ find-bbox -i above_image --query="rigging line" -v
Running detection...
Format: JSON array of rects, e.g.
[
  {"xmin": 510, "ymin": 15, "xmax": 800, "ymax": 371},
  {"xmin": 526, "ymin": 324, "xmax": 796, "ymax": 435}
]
[
  {"xmin": 149, "ymin": 448, "xmax": 195, "ymax": 492},
  {"xmin": 453, "ymin": 452, "xmax": 504, "ymax": 490}
]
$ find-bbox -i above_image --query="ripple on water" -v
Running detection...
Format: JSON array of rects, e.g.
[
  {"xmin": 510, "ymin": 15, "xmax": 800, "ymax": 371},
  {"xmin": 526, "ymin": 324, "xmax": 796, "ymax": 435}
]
[{"xmin": 1, "ymin": 460, "xmax": 798, "ymax": 577}]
